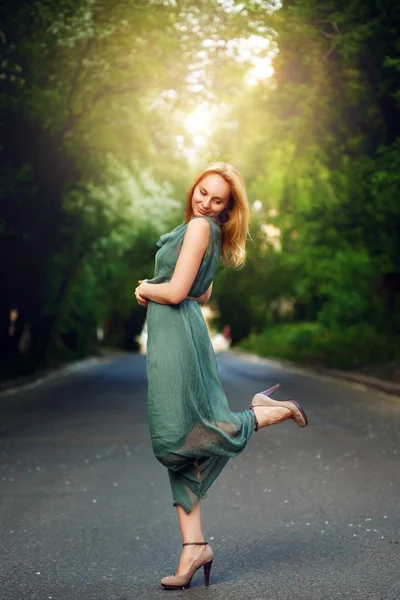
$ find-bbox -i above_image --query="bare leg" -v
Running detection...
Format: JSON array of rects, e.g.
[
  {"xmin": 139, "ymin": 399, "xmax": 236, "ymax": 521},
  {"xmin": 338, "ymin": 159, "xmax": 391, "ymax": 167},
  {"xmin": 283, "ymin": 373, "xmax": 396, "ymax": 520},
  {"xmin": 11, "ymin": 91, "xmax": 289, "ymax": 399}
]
[
  {"xmin": 172, "ymin": 407, "xmax": 294, "ymax": 574},
  {"xmin": 175, "ymin": 501, "xmax": 206, "ymax": 575},
  {"xmin": 172, "ymin": 459, "xmax": 206, "ymax": 575}
]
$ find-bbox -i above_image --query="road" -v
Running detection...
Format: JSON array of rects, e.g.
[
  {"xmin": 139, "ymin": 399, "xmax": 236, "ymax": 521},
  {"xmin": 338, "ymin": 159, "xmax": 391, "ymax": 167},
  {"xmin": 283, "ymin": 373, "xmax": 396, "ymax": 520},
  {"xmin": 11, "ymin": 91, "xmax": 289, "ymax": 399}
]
[{"xmin": 0, "ymin": 351, "xmax": 399, "ymax": 600}]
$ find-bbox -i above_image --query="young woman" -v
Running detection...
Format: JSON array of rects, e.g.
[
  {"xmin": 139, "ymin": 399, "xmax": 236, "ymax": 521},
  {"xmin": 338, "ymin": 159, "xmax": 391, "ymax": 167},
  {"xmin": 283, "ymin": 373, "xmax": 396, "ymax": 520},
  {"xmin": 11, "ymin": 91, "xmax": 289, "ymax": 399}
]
[{"xmin": 134, "ymin": 163, "xmax": 308, "ymax": 590}]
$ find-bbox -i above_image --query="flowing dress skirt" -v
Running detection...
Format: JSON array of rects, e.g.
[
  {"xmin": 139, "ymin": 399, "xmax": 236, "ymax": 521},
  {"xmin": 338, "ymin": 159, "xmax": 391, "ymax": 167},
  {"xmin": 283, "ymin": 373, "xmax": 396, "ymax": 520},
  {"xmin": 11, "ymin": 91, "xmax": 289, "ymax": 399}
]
[{"xmin": 146, "ymin": 298, "xmax": 255, "ymax": 514}]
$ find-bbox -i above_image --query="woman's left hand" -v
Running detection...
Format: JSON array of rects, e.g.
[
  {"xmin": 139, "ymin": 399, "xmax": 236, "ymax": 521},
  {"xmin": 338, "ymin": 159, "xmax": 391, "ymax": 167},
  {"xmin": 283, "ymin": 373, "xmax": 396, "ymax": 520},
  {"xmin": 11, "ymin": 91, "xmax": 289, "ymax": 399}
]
[{"xmin": 135, "ymin": 279, "xmax": 149, "ymax": 307}]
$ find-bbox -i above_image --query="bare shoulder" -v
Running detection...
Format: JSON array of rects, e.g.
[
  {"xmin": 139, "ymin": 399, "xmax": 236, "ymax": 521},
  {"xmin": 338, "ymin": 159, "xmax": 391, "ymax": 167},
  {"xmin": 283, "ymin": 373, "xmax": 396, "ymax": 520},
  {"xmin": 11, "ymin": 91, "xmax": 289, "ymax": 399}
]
[
  {"xmin": 185, "ymin": 217, "xmax": 211, "ymax": 244},
  {"xmin": 186, "ymin": 216, "xmax": 211, "ymax": 235}
]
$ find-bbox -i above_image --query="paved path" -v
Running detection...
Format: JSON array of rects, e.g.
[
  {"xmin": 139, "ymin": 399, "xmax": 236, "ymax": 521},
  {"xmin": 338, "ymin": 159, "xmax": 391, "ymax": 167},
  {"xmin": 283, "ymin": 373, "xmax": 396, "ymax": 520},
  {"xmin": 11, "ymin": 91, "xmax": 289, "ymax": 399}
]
[{"xmin": 0, "ymin": 352, "xmax": 399, "ymax": 600}]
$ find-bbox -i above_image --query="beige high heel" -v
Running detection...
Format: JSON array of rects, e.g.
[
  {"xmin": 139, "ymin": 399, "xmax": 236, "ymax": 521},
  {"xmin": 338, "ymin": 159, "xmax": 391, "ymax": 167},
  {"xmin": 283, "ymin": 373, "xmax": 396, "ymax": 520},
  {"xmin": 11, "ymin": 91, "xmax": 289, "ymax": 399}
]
[
  {"xmin": 250, "ymin": 384, "xmax": 308, "ymax": 431},
  {"xmin": 160, "ymin": 541, "xmax": 214, "ymax": 590}
]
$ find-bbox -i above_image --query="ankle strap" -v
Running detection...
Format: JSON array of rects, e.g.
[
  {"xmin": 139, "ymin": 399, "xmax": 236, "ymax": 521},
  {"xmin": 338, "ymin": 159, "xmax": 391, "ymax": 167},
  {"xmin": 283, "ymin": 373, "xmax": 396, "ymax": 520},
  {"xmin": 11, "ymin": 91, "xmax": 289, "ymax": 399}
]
[{"xmin": 182, "ymin": 541, "xmax": 208, "ymax": 546}]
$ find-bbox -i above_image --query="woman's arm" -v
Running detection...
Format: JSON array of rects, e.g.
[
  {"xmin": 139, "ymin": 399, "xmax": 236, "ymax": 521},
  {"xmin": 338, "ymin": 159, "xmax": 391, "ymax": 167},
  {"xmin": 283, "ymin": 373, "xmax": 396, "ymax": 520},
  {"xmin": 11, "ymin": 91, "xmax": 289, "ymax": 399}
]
[
  {"xmin": 135, "ymin": 280, "xmax": 212, "ymax": 307},
  {"xmin": 138, "ymin": 218, "xmax": 210, "ymax": 305}
]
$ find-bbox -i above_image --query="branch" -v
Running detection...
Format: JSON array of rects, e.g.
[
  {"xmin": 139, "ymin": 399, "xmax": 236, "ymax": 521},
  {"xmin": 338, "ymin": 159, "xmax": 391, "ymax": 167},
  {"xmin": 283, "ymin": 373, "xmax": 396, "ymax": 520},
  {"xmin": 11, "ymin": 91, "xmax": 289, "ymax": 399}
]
[
  {"xmin": 320, "ymin": 31, "xmax": 340, "ymax": 39},
  {"xmin": 323, "ymin": 44, "xmax": 337, "ymax": 62}
]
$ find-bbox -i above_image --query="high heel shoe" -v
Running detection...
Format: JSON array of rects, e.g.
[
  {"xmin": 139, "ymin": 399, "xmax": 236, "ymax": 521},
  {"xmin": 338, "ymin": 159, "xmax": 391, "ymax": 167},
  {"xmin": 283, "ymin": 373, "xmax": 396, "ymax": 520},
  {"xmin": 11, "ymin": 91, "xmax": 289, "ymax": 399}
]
[
  {"xmin": 160, "ymin": 541, "xmax": 214, "ymax": 590},
  {"xmin": 249, "ymin": 383, "xmax": 308, "ymax": 431}
]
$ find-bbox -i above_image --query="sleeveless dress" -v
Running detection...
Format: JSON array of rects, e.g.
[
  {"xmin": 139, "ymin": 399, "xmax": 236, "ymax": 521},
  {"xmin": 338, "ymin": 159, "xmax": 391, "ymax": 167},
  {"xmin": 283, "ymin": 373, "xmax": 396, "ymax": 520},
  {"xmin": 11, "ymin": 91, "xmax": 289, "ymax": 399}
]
[{"xmin": 146, "ymin": 215, "xmax": 255, "ymax": 514}]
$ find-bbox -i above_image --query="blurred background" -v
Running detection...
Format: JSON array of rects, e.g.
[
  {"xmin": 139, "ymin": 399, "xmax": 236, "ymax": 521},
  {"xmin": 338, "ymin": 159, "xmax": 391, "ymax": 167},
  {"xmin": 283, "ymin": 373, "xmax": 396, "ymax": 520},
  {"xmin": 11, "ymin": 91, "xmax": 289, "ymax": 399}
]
[{"xmin": 1, "ymin": 0, "xmax": 399, "ymax": 382}]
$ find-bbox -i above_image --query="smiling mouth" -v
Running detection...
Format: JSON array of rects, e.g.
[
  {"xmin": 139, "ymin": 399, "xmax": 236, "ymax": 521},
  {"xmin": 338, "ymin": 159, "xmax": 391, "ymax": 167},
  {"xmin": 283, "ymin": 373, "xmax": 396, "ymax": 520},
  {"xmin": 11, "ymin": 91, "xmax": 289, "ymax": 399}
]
[{"xmin": 198, "ymin": 207, "xmax": 209, "ymax": 215}]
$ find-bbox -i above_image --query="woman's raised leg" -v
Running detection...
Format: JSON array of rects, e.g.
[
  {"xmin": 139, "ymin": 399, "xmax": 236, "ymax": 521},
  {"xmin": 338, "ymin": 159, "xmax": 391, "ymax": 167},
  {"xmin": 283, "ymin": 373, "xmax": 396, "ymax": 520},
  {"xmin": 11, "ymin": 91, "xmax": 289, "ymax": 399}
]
[
  {"xmin": 251, "ymin": 395, "xmax": 307, "ymax": 430},
  {"xmin": 251, "ymin": 404, "xmax": 292, "ymax": 429}
]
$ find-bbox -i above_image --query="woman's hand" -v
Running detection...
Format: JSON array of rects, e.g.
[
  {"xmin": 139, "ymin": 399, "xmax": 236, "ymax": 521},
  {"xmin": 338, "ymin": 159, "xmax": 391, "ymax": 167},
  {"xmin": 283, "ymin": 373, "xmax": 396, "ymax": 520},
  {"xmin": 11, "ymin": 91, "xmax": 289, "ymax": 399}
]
[
  {"xmin": 136, "ymin": 219, "xmax": 211, "ymax": 306},
  {"xmin": 187, "ymin": 282, "xmax": 213, "ymax": 305},
  {"xmin": 187, "ymin": 293, "xmax": 206, "ymax": 304},
  {"xmin": 135, "ymin": 279, "xmax": 149, "ymax": 308}
]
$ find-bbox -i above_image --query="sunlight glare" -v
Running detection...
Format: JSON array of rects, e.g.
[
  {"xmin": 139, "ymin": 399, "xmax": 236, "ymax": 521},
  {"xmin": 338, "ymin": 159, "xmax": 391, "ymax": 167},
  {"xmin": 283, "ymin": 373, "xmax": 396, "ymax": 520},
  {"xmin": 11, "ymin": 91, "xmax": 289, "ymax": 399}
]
[
  {"xmin": 186, "ymin": 103, "xmax": 213, "ymax": 135},
  {"xmin": 252, "ymin": 199, "xmax": 263, "ymax": 212},
  {"xmin": 245, "ymin": 57, "xmax": 275, "ymax": 86},
  {"xmin": 224, "ymin": 35, "xmax": 276, "ymax": 86}
]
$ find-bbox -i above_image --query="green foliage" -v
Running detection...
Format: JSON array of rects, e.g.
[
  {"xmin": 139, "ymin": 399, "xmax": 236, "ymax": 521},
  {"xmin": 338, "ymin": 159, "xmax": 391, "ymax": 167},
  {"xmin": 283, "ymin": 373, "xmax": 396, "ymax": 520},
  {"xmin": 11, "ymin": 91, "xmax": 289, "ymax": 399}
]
[
  {"xmin": 206, "ymin": 0, "xmax": 400, "ymax": 368},
  {"xmin": 241, "ymin": 322, "xmax": 323, "ymax": 363},
  {"xmin": 241, "ymin": 322, "xmax": 400, "ymax": 370},
  {"xmin": 212, "ymin": 216, "xmax": 298, "ymax": 342},
  {"xmin": 2, "ymin": 0, "xmax": 400, "ymax": 378},
  {"xmin": 3, "ymin": 0, "xmax": 266, "ymax": 371}
]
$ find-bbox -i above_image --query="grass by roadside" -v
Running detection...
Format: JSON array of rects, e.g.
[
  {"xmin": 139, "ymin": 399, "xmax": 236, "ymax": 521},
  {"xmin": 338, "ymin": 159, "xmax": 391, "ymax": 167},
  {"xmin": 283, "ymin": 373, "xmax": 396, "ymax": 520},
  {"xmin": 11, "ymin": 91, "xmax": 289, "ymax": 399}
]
[{"xmin": 239, "ymin": 322, "xmax": 400, "ymax": 383}]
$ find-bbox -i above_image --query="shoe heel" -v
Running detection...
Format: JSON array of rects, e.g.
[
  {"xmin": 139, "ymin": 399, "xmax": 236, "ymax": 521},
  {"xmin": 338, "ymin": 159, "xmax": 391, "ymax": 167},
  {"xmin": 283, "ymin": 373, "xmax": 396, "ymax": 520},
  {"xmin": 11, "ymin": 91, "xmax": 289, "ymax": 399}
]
[
  {"xmin": 203, "ymin": 560, "xmax": 213, "ymax": 586},
  {"xmin": 261, "ymin": 383, "xmax": 280, "ymax": 397}
]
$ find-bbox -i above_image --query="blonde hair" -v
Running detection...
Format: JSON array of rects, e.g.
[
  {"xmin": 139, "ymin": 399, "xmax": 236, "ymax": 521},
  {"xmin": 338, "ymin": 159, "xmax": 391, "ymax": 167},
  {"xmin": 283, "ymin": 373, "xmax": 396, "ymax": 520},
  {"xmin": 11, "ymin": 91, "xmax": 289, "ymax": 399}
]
[{"xmin": 184, "ymin": 162, "xmax": 250, "ymax": 268}]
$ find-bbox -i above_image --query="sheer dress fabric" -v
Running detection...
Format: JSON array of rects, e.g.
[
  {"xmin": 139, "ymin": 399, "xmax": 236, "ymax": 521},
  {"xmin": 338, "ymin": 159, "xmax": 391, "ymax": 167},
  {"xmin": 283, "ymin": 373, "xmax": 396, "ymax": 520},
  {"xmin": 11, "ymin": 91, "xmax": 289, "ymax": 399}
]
[{"xmin": 146, "ymin": 215, "xmax": 255, "ymax": 514}]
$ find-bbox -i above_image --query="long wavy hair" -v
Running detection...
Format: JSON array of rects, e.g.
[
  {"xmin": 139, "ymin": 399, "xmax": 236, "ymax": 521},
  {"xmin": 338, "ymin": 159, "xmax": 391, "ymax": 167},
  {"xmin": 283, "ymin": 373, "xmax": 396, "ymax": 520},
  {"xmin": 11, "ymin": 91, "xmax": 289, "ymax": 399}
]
[{"xmin": 184, "ymin": 162, "xmax": 250, "ymax": 268}]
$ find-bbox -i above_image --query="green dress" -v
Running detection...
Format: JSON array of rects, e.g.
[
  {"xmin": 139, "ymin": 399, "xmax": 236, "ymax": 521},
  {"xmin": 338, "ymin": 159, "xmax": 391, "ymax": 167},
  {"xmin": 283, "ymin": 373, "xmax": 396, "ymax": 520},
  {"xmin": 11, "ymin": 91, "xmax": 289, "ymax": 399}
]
[{"xmin": 146, "ymin": 215, "xmax": 255, "ymax": 514}]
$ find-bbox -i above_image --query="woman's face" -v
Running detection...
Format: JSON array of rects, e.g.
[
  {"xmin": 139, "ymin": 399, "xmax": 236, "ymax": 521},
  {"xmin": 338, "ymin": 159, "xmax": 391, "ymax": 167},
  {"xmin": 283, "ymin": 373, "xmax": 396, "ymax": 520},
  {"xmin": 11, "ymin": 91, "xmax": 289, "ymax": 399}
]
[{"xmin": 191, "ymin": 173, "xmax": 231, "ymax": 219}]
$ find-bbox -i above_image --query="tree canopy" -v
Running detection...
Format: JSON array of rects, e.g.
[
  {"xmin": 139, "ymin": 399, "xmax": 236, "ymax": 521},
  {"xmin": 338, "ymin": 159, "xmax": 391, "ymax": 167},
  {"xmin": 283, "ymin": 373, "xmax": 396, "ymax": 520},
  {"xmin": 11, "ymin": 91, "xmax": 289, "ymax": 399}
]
[{"xmin": 1, "ymin": 0, "xmax": 399, "ymax": 377}]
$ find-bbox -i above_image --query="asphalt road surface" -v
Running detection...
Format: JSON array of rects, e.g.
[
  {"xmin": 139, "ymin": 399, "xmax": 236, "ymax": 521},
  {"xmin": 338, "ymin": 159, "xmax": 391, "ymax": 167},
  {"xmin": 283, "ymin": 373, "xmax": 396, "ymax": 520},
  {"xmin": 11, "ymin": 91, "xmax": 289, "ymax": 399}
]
[{"xmin": 0, "ymin": 351, "xmax": 399, "ymax": 600}]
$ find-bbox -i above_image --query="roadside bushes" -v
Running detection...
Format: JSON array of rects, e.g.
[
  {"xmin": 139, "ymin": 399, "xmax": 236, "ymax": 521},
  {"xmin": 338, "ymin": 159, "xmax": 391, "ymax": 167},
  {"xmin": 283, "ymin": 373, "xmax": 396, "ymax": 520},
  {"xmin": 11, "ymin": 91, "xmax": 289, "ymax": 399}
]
[{"xmin": 240, "ymin": 322, "xmax": 399, "ymax": 370}]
